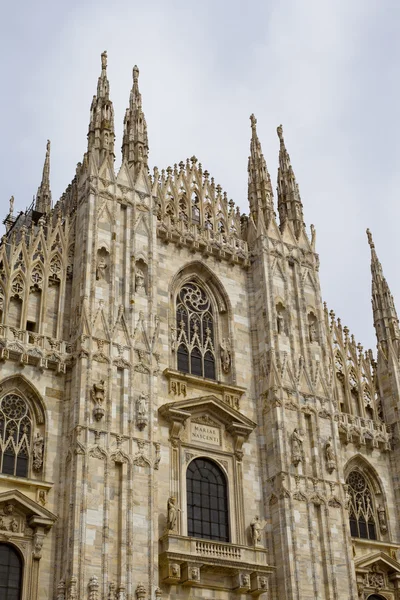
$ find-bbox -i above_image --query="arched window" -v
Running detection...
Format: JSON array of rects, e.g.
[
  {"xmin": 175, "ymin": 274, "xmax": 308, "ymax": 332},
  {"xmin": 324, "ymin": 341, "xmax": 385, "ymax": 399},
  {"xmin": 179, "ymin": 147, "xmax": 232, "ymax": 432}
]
[
  {"xmin": 0, "ymin": 394, "xmax": 32, "ymax": 478},
  {"xmin": 0, "ymin": 543, "xmax": 23, "ymax": 600},
  {"xmin": 186, "ymin": 458, "xmax": 229, "ymax": 542},
  {"xmin": 176, "ymin": 282, "xmax": 216, "ymax": 379},
  {"xmin": 347, "ymin": 470, "xmax": 377, "ymax": 540}
]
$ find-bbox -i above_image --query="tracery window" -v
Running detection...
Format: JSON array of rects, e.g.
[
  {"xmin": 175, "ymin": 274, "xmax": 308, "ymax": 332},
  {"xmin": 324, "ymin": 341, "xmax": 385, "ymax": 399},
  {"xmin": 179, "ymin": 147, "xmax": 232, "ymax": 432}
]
[
  {"xmin": 187, "ymin": 458, "xmax": 229, "ymax": 542},
  {"xmin": 0, "ymin": 394, "xmax": 32, "ymax": 478},
  {"xmin": 347, "ymin": 470, "xmax": 377, "ymax": 540},
  {"xmin": 0, "ymin": 544, "xmax": 22, "ymax": 600},
  {"xmin": 176, "ymin": 282, "xmax": 216, "ymax": 379}
]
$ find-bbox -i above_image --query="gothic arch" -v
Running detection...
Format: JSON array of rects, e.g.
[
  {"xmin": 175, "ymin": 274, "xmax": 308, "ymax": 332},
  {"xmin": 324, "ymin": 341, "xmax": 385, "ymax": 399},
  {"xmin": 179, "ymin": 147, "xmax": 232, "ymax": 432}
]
[
  {"xmin": 344, "ymin": 455, "xmax": 384, "ymax": 496},
  {"xmin": 170, "ymin": 261, "xmax": 231, "ymax": 317},
  {"xmin": 0, "ymin": 375, "xmax": 46, "ymax": 426}
]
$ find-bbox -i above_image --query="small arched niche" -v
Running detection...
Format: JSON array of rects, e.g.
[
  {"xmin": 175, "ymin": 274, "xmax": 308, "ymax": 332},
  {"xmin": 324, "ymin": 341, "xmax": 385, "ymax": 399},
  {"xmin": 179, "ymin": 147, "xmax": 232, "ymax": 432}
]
[
  {"xmin": 135, "ymin": 259, "xmax": 148, "ymax": 295},
  {"xmin": 276, "ymin": 301, "xmax": 287, "ymax": 335},
  {"xmin": 96, "ymin": 246, "xmax": 109, "ymax": 282}
]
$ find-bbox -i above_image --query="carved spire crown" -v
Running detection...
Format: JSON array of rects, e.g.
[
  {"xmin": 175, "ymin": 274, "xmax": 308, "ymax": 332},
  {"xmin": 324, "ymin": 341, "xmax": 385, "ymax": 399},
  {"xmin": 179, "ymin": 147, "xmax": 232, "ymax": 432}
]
[
  {"xmin": 277, "ymin": 124, "xmax": 305, "ymax": 239},
  {"xmin": 122, "ymin": 64, "xmax": 149, "ymax": 174},
  {"xmin": 87, "ymin": 50, "xmax": 115, "ymax": 165},
  {"xmin": 367, "ymin": 228, "xmax": 400, "ymax": 350},
  {"xmin": 35, "ymin": 139, "xmax": 52, "ymax": 214},
  {"xmin": 247, "ymin": 114, "xmax": 275, "ymax": 229}
]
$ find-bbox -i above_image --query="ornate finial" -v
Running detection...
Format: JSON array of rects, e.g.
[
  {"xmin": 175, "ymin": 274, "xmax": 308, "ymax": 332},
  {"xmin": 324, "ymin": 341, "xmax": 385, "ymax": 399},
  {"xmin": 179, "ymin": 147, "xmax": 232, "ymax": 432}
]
[
  {"xmin": 133, "ymin": 65, "xmax": 139, "ymax": 81},
  {"xmin": 101, "ymin": 51, "xmax": 107, "ymax": 71},
  {"xmin": 250, "ymin": 114, "xmax": 257, "ymax": 129},
  {"xmin": 9, "ymin": 196, "xmax": 14, "ymax": 216},
  {"xmin": 46, "ymin": 139, "xmax": 50, "ymax": 156},
  {"xmin": 366, "ymin": 228, "xmax": 374, "ymax": 249},
  {"xmin": 277, "ymin": 124, "xmax": 284, "ymax": 142}
]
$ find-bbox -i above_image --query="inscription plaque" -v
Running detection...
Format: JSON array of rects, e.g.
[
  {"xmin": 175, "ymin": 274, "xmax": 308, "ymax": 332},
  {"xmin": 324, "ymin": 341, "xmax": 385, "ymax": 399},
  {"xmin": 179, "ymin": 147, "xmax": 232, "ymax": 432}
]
[{"xmin": 191, "ymin": 423, "xmax": 220, "ymax": 446}]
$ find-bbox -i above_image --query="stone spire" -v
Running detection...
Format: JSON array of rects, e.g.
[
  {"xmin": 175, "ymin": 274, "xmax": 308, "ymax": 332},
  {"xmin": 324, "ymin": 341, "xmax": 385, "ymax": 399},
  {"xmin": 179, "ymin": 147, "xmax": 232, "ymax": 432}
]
[
  {"xmin": 35, "ymin": 139, "xmax": 52, "ymax": 214},
  {"xmin": 122, "ymin": 65, "xmax": 149, "ymax": 173},
  {"xmin": 367, "ymin": 229, "xmax": 400, "ymax": 351},
  {"xmin": 276, "ymin": 125, "xmax": 304, "ymax": 239},
  {"xmin": 247, "ymin": 114, "xmax": 275, "ymax": 228},
  {"xmin": 87, "ymin": 51, "xmax": 115, "ymax": 164}
]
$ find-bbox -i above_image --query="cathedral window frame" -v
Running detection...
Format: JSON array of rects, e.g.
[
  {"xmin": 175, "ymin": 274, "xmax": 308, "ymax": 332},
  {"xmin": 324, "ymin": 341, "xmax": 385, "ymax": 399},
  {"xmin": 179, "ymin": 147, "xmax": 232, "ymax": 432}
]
[
  {"xmin": 344, "ymin": 459, "xmax": 388, "ymax": 542},
  {"xmin": 175, "ymin": 280, "xmax": 217, "ymax": 380},
  {"xmin": 0, "ymin": 377, "xmax": 46, "ymax": 483},
  {"xmin": 0, "ymin": 542, "xmax": 24, "ymax": 600}
]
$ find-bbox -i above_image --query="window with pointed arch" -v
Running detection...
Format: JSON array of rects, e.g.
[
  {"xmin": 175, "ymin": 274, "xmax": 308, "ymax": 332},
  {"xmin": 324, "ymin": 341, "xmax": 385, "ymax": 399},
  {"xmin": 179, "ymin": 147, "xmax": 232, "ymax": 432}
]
[
  {"xmin": 0, "ymin": 394, "xmax": 34, "ymax": 478},
  {"xmin": 186, "ymin": 458, "xmax": 229, "ymax": 542},
  {"xmin": 346, "ymin": 470, "xmax": 378, "ymax": 540},
  {"xmin": 0, "ymin": 543, "xmax": 23, "ymax": 600},
  {"xmin": 176, "ymin": 282, "xmax": 216, "ymax": 380}
]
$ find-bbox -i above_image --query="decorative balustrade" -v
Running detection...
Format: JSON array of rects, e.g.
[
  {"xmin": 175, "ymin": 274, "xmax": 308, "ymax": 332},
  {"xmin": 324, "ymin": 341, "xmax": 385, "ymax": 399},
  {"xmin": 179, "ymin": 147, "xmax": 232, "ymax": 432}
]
[
  {"xmin": 195, "ymin": 540, "xmax": 242, "ymax": 560},
  {"xmin": 337, "ymin": 412, "xmax": 390, "ymax": 450}
]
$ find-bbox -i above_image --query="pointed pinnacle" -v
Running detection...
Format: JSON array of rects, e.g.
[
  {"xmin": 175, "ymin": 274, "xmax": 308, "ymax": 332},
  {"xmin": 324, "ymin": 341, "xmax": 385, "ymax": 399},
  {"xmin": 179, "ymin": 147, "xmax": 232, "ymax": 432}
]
[
  {"xmin": 133, "ymin": 65, "xmax": 139, "ymax": 82},
  {"xmin": 366, "ymin": 228, "xmax": 374, "ymax": 249}
]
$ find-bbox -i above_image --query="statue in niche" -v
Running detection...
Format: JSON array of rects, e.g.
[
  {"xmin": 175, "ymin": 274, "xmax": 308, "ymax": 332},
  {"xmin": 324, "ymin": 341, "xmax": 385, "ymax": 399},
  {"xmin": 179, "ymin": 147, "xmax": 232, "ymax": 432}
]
[
  {"xmin": 276, "ymin": 303, "xmax": 286, "ymax": 335},
  {"xmin": 291, "ymin": 428, "xmax": 303, "ymax": 466},
  {"xmin": 136, "ymin": 393, "xmax": 148, "ymax": 431},
  {"xmin": 10, "ymin": 518, "xmax": 18, "ymax": 533},
  {"xmin": 96, "ymin": 249, "xmax": 108, "ymax": 281},
  {"xmin": 135, "ymin": 268, "xmax": 146, "ymax": 294},
  {"xmin": 377, "ymin": 505, "xmax": 388, "ymax": 533},
  {"xmin": 324, "ymin": 437, "xmax": 336, "ymax": 473},
  {"xmin": 92, "ymin": 380, "xmax": 106, "ymax": 421},
  {"xmin": 167, "ymin": 497, "xmax": 180, "ymax": 531},
  {"xmin": 308, "ymin": 313, "xmax": 318, "ymax": 343},
  {"xmin": 220, "ymin": 338, "xmax": 231, "ymax": 374},
  {"xmin": 33, "ymin": 432, "xmax": 44, "ymax": 471},
  {"xmin": 250, "ymin": 515, "xmax": 266, "ymax": 547}
]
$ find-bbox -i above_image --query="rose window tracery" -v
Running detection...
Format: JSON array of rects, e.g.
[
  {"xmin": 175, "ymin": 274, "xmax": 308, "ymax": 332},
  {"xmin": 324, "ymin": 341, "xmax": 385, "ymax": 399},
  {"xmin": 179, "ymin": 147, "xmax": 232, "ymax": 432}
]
[
  {"xmin": 176, "ymin": 282, "xmax": 215, "ymax": 379},
  {"xmin": 347, "ymin": 470, "xmax": 377, "ymax": 540},
  {"xmin": 0, "ymin": 394, "xmax": 32, "ymax": 478}
]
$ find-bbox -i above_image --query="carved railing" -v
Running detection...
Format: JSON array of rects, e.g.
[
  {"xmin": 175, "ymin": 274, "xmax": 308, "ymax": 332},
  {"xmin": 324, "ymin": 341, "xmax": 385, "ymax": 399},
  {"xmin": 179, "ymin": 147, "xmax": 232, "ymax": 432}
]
[
  {"xmin": 336, "ymin": 412, "xmax": 390, "ymax": 450},
  {"xmin": 195, "ymin": 540, "xmax": 242, "ymax": 560}
]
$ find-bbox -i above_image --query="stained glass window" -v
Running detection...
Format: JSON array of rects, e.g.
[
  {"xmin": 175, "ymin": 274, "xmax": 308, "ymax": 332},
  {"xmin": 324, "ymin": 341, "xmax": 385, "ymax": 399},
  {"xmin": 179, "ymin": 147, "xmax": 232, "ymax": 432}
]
[{"xmin": 347, "ymin": 470, "xmax": 377, "ymax": 540}]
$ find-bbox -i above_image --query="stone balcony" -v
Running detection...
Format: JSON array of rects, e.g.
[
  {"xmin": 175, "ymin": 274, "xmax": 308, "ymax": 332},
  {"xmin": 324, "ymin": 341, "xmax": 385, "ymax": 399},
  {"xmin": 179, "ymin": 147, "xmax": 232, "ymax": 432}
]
[
  {"xmin": 159, "ymin": 533, "xmax": 274, "ymax": 594},
  {"xmin": 336, "ymin": 412, "xmax": 391, "ymax": 450}
]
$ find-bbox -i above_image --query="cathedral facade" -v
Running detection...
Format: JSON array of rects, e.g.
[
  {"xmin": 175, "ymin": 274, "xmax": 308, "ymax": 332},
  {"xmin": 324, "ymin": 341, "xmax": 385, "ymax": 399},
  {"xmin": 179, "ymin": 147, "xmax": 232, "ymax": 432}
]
[{"xmin": 0, "ymin": 52, "xmax": 399, "ymax": 600}]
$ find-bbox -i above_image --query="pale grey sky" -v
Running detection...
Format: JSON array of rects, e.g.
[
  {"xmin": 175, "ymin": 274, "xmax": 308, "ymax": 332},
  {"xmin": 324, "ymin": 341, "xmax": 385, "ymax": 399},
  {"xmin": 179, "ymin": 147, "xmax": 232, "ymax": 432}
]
[{"xmin": 1, "ymin": 0, "xmax": 399, "ymax": 352}]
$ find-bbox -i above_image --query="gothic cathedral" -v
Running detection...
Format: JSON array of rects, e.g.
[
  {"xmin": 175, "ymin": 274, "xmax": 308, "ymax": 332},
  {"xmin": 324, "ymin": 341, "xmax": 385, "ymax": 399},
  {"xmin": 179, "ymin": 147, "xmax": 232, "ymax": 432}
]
[{"xmin": 0, "ymin": 52, "xmax": 399, "ymax": 600}]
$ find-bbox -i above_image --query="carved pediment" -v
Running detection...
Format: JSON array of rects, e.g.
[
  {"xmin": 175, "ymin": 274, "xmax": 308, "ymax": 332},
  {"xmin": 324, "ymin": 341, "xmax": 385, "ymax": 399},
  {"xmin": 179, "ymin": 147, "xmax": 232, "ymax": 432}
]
[
  {"xmin": 159, "ymin": 395, "xmax": 256, "ymax": 459},
  {"xmin": 0, "ymin": 489, "xmax": 57, "ymax": 529},
  {"xmin": 355, "ymin": 550, "xmax": 400, "ymax": 575}
]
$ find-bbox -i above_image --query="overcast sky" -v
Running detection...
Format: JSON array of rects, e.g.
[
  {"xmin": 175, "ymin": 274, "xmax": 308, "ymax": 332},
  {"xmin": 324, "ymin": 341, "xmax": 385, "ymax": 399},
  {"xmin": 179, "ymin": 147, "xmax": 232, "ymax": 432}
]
[{"xmin": 1, "ymin": 0, "xmax": 399, "ymax": 353}]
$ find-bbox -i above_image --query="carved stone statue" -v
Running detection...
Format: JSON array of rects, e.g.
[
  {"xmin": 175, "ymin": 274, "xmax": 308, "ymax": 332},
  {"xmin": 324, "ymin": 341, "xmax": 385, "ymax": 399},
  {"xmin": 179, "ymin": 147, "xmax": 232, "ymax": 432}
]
[
  {"xmin": 96, "ymin": 254, "xmax": 108, "ymax": 281},
  {"xmin": 324, "ymin": 437, "xmax": 336, "ymax": 473},
  {"xmin": 277, "ymin": 312, "xmax": 284, "ymax": 334},
  {"xmin": 0, "ymin": 516, "xmax": 6, "ymax": 530},
  {"xmin": 10, "ymin": 518, "xmax": 18, "ymax": 532},
  {"xmin": 250, "ymin": 515, "xmax": 266, "ymax": 546},
  {"xmin": 377, "ymin": 504, "xmax": 388, "ymax": 533},
  {"xmin": 92, "ymin": 380, "xmax": 105, "ymax": 406},
  {"xmin": 167, "ymin": 496, "xmax": 179, "ymax": 531},
  {"xmin": 33, "ymin": 432, "xmax": 44, "ymax": 471},
  {"xmin": 136, "ymin": 393, "xmax": 148, "ymax": 431},
  {"xmin": 291, "ymin": 428, "xmax": 303, "ymax": 466},
  {"xmin": 135, "ymin": 268, "xmax": 145, "ymax": 293},
  {"xmin": 309, "ymin": 320, "xmax": 317, "ymax": 343},
  {"xmin": 220, "ymin": 337, "xmax": 231, "ymax": 374}
]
